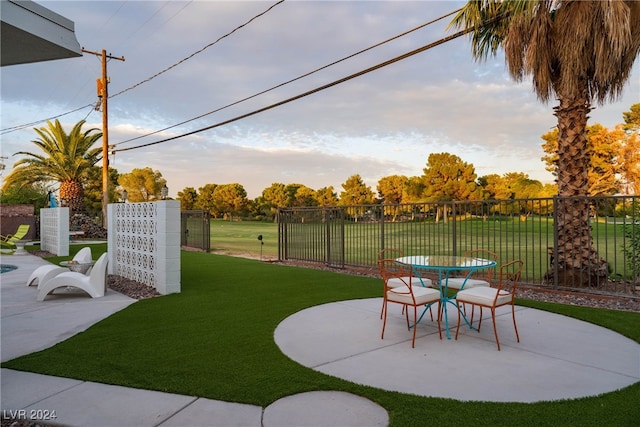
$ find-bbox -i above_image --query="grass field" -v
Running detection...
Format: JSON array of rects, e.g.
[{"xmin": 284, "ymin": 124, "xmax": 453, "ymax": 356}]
[
  {"xmin": 210, "ymin": 219, "xmax": 279, "ymax": 258},
  {"xmin": 209, "ymin": 218, "xmax": 635, "ymax": 285}
]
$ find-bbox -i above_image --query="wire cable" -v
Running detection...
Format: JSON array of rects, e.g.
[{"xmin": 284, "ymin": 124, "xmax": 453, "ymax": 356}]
[
  {"xmin": 109, "ymin": 0, "xmax": 285, "ymax": 99},
  {"xmin": 113, "ymin": 7, "xmax": 461, "ymax": 147},
  {"xmin": 114, "ymin": 25, "xmax": 476, "ymax": 153},
  {"xmin": 0, "ymin": 0, "xmax": 283, "ymax": 135},
  {"xmin": 0, "ymin": 104, "xmax": 95, "ymax": 134}
]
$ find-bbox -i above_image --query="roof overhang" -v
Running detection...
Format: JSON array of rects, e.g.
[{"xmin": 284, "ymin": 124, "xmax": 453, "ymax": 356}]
[{"xmin": 1, "ymin": 0, "xmax": 81, "ymax": 67}]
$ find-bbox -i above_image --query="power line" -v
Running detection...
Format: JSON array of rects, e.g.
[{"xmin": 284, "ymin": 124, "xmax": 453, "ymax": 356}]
[
  {"xmin": 114, "ymin": 25, "xmax": 475, "ymax": 154},
  {"xmin": 109, "ymin": 0, "xmax": 285, "ymax": 99},
  {"xmin": 0, "ymin": 104, "xmax": 95, "ymax": 134},
  {"xmin": 113, "ymin": 7, "xmax": 461, "ymax": 148},
  {"xmin": 0, "ymin": 0, "xmax": 284, "ymax": 135}
]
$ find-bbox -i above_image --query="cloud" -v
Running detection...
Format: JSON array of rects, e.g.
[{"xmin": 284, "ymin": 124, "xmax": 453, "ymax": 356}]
[{"xmin": 1, "ymin": 1, "xmax": 637, "ymax": 200}]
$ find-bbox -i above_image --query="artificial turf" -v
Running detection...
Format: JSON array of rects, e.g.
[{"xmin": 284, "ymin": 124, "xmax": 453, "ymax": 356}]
[{"xmin": 3, "ymin": 249, "xmax": 639, "ymax": 426}]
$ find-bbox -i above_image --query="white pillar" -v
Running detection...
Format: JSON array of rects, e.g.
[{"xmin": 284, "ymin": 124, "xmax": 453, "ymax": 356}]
[
  {"xmin": 40, "ymin": 207, "xmax": 69, "ymax": 256},
  {"xmin": 108, "ymin": 201, "xmax": 181, "ymax": 294}
]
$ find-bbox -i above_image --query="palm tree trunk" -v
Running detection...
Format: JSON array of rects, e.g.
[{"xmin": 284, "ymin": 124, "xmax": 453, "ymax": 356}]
[
  {"xmin": 552, "ymin": 95, "xmax": 608, "ymax": 286},
  {"xmin": 59, "ymin": 179, "xmax": 85, "ymax": 215}
]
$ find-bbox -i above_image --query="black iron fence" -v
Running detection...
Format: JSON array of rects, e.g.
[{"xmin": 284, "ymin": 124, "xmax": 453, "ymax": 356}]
[
  {"xmin": 180, "ymin": 210, "xmax": 211, "ymax": 252},
  {"xmin": 278, "ymin": 196, "xmax": 640, "ymax": 298}
]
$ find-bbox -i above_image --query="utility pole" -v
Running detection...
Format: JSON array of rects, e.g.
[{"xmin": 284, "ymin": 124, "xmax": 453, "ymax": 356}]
[{"xmin": 82, "ymin": 48, "xmax": 124, "ymax": 228}]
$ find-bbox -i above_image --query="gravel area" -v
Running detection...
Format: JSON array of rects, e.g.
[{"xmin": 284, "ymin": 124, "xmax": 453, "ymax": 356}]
[{"xmin": 276, "ymin": 258, "xmax": 640, "ymax": 313}]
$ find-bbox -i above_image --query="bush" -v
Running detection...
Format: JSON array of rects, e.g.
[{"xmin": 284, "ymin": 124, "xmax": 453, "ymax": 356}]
[{"xmin": 623, "ymin": 213, "xmax": 640, "ymax": 280}]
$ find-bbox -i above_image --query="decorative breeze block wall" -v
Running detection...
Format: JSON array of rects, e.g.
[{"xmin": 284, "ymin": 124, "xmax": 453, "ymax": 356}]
[
  {"xmin": 107, "ymin": 201, "xmax": 181, "ymax": 294},
  {"xmin": 40, "ymin": 207, "xmax": 69, "ymax": 256}
]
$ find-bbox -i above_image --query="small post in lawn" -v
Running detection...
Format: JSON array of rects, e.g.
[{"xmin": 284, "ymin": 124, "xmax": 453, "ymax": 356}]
[{"xmin": 257, "ymin": 235, "xmax": 263, "ymax": 260}]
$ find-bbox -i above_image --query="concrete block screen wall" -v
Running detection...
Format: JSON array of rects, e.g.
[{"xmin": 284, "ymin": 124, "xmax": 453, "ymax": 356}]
[
  {"xmin": 40, "ymin": 207, "xmax": 69, "ymax": 256},
  {"xmin": 107, "ymin": 201, "xmax": 181, "ymax": 295}
]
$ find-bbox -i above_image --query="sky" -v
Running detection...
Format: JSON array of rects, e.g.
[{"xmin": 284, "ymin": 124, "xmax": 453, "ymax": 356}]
[{"xmin": 1, "ymin": 0, "xmax": 638, "ymax": 199}]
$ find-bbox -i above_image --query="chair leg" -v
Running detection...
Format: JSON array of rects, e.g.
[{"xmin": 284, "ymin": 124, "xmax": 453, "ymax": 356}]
[
  {"xmin": 491, "ymin": 308, "xmax": 501, "ymax": 351},
  {"xmin": 477, "ymin": 307, "xmax": 483, "ymax": 332},
  {"xmin": 511, "ymin": 303, "xmax": 520, "ymax": 343},
  {"xmin": 454, "ymin": 302, "xmax": 462, "ymax": 340},
  {"xmin": 411, "ymin": 305, "xmax": 417, "ymax": 348},
  {"xmin": 436, "ymin": 302, "xmax": 442, "ymax": 339},
  {"xmin": 404, "ymin": 305, "xmax": 410, "ymax": 330},
  {"xmin": 381, "ymin": 302, "xmax": 388, "ymax": 340}
]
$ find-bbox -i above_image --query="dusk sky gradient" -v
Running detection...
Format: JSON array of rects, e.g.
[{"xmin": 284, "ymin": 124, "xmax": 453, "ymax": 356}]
[{"xmin": 1, "ymin": 0, "xmax": 638, "ymax": 198}]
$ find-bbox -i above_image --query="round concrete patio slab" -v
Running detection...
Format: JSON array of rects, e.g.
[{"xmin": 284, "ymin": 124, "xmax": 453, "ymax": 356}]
[{"xmin": 274, "ymin": 298, "xmax": 640, "ymax": 402}]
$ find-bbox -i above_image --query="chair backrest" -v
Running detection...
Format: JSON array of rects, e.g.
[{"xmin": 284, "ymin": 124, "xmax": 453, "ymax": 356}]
[
  {"xmin": 378, "ymin": 259, "xmax": 412, "ymax": 290},
  {"xmin": 73, "ymin": 247, "xmax": 93, "ymax": 263},
  {"xmin": 377, "ymin": 248, "xmax": 404, "ymax": 261},
  {"xmin": 8, "ymin": 224, "xmax": 30, "ymax": 242},
  {"xmin": 88, "ymin": 253, "xmax": 108, "ymax": 290},
  {"xmin": 463, "ymin": 248, "xmax": 498, "ymax": 282},
  {"xmin": 495, "ymin": 259, "xmax": 524, "ymax": 297}
]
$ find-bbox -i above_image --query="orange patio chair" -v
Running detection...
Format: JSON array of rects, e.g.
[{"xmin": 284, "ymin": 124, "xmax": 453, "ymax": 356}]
[
  {"xmin": 454, "ymin": 259, "xmax": 524, "ymax": 350},
  {"xmin": 380, "ymin": 259, "xmax": 441, "ymax": 348}
]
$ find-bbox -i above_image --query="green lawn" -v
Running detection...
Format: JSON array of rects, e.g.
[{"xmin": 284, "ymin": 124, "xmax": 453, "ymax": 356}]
[
  {"xmin": 4, "ymin": 246, "xmax": 640, "ymax": 426},
  {"xmin": 211, "ymin": 217, "xmax": 636, "ymax": 284},
  {"xmin": 210, "ymin": 219, "xmax": 279, "ymax": 257}
]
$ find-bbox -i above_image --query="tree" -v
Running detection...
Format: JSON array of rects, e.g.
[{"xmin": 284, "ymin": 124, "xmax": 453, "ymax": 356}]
[
  {"xmin": 261, "ymin": 183, "xmax": 287, "ymax": 206},
  {"xmin": 0, "ymin": 182, "xmax": 48, "ymax": 212},
  {"xmin": 403, "ymin": 176, "xmax": 426, "ymax": 203},
  {"xmin": 118, "ymin": 167, "xmax": 167, "ymax": 202},
  {"xmin": 377, "ymin": 175, "xmax": 408, "ymax": 204},
  {"xmin": 421, "ymin": 153, "xmax": 480, "ymax": 201},
  {"xmin": 290, "ymin": 184, "xmax": 317, "ymax": 207},
  {"xmin": 338, "ymin": 174, "xmax": 374, "ymax": 222},
  {"xmin": 195, "ymin": 184, "xmax": 218, "ymax": 216},
  {"xmin": 451, "ymin": 0, "xmax": 640, "ymax": 282},
  {"xmin": 177, "ymin": 187, "xmax": 198, "ymax": 210},
  {"xmin": 84, "ymin": 166, "xmax": 119, "ymax": 212},
  {"xmin": 377, "ymin": 175, "xmax": 409, "ymax": 222},
  {"xmin": 314, "ymin": 186, "xmax": 338, "ymax": 206},
  {"xmin": 212, "ymin": 183, "xmax": 249, "ymax": 219},
  {"xmin": 622, "ymin": 103, "xmax": 640, "ymax": 131},
  {"xmin": 619, "ymin": 103, "xmax": 640, "ymax": 195},
  {"xmin": 2, "ymin": 119, "xmax": 102, "ymax": 213},
  {"xmin": 339, "ymin": 174, "xmax": 374, "ymax": 205}
]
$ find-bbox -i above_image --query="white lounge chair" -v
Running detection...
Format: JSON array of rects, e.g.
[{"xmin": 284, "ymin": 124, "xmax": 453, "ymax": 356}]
[
  {"xmin": 27, "ymin": 247, "xmax": 93, "ymax": 288},
  {"xmin": 37, "ymin": 253, "xmax": 108, "ymax": 301}
]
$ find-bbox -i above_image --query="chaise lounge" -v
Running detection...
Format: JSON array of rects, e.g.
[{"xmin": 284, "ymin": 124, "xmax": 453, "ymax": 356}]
[
  {"xmin": 0, "ymin": 224, "xmax": 30, "ymax": 250},
  {"xmin": 37, "ymin": 253, "xmax": 108, "ymax": 301},
  {"xmin": 27, "ymin": 247, "xmax": 93, "ymax": 288}
]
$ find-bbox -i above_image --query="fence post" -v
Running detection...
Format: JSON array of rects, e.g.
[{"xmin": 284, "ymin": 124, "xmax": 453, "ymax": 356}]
[
  {"xmin": 325, "ymin": 208, "xmax": 331, "ymax": 266},
  {"xmin": 552, "ymin": 196, "xmax": 559, "ymax": 289},
  {"xmin": 451, "ymin": 201, "xmax": 457, "ymax": 256},
  {"xmin": 380, "ymin": 205, "xmax": 385, "ymax": 253}
]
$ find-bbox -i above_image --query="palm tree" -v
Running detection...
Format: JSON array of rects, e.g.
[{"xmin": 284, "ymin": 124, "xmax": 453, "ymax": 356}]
[
  {"xmin": 450, "ymin": 0, "xmax": 640, "ymax": 285},
  {"xmin": 2, "ymin": 119, "xmax": 102, "ymax": 213}
]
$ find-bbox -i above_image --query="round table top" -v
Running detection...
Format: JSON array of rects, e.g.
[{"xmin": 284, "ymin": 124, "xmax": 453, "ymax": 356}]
[{"xmin": 396, "ymin": 255, "xmax": 496, "ymax": 271}]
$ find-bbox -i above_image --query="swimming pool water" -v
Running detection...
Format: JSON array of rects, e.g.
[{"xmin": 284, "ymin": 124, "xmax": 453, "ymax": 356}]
[{"xmin": 0, "ymin": 264, "xmax": 18, "ymax": 274}]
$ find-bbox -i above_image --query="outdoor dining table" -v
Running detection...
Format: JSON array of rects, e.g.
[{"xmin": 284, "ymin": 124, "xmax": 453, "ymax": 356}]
[{"xmin": 396, "ymin": 255, "xmax": 497, "ymax": 339}]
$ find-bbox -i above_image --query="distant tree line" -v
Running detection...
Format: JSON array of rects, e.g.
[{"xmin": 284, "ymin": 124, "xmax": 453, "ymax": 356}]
[{"xmin": 1, "ymin": 105, "xmax": 638, "ymax": 222}]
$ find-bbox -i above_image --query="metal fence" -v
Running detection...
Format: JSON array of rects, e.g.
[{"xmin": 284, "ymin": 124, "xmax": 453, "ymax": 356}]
[
  {"xmin": 278, "ymin": 196, "xmax": 640, "ymax": 298},
  {"xmin": 180, "ymin": 210, "xmax": 211, "ymax": 252}
]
